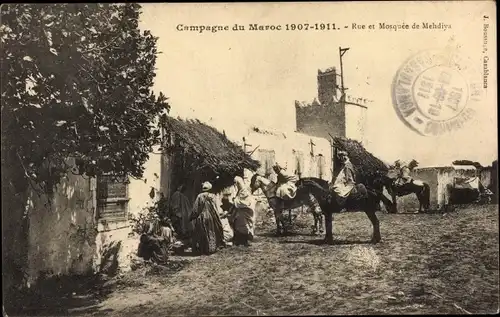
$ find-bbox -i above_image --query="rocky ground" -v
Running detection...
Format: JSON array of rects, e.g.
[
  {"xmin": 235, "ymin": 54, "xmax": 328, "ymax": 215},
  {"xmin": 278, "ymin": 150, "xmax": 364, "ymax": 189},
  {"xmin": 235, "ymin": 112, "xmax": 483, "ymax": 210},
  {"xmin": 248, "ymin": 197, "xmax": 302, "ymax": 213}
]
[{"xmin": 11, "ymin": 204, "xmax": 499, "ymax": 316}]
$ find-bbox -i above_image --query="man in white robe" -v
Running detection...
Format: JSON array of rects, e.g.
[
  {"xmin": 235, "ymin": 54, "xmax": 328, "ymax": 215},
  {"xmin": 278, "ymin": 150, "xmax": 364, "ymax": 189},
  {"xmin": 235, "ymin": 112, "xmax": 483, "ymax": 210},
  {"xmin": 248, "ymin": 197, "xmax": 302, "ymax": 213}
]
[
  {"xmin": 273, "ymin": 163, "xmax": 298, "ymax": 200},
  {"xmin": 394, "ymin": 164, "xmax": 413, "ymax": 187},
  {"xmin": 330, "ymin": 151, "xmax": 357, "ymax": 205},
  {"xmin": 230, "ymin": 176, "xmax": 256, "ymax": 246}
]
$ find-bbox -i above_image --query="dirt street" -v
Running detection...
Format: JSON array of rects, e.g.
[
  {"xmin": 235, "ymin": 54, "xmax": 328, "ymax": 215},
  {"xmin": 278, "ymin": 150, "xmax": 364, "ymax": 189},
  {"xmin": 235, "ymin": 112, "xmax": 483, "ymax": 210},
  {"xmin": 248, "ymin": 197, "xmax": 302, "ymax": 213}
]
[{"xmin": 17, "ymin": 204, "xmax": 500, "ymax": 316}]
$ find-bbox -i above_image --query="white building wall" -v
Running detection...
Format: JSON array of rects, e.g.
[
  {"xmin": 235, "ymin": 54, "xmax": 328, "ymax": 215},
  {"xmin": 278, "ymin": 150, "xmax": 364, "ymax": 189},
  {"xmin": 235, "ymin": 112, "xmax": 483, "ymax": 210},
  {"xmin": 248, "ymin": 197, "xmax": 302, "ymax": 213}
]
[
  {"xmin": 228, "ymin": 127, "xmax": 332, "ymax": 182},
  {"xmin": 345, "ymin": 104, "xmax": 367, "ymax": 144},
  {"xmin": 128, "ymin": 146, "xmax": 163, "ymax": 215}
]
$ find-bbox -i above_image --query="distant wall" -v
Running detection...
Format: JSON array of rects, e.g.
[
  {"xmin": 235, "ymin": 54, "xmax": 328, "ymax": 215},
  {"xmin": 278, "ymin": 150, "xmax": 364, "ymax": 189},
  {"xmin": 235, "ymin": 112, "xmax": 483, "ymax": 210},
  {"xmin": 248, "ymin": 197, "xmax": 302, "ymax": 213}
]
[
  {"xmin": 492, "ymin": 161, "xmax": 498, "ymax": 198},
  {"xmin": 480, "ymin": 168, "xmax": 492, "ymax": 188},
  {"xmin": 436, "ymin": 169, "xmax": 454, "ymax": 209},
  {"xmin": 398, "ymin": 167, "xmax": 455, "ymax": 211},
  {"xmin": 345, "ymin": 104, "xmax": 367, "ymax": 144},
  {"xmin": 396, "ymin": 168, "xmax": 440, "ymax": 211}
]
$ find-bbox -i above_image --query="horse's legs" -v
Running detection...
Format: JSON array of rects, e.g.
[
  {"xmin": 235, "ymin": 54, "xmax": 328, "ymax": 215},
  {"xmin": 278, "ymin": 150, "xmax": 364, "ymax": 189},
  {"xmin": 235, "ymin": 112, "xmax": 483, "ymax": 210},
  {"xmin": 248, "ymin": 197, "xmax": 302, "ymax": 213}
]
[
  {"xmin": 323, "ymin": 212, "xmax": 334, "ymax": 245},
  {"xmin": 365, "ymin": 209, "xmax": 381, "ymax": 244},
  {"xmin": 309, "ymin": 204, "xmax": 320, "ymax": 235},
  {"xmin": 318, "ymin": 213, "xmax": 324, "ymax": 234},
  {"xmin": 311, "ymin": 213, "xmax": 318, "ymax": 235},
  {"xmin": 390, "ymin": 191, "xmax": 398, "ymax": 213},
  {"xmin": 417, "ymin": 194, "xmax": 423, "ymax": 213},
  {"xmin": 274, "ymin": 208, "xmax": 282, "ymax": 236}
]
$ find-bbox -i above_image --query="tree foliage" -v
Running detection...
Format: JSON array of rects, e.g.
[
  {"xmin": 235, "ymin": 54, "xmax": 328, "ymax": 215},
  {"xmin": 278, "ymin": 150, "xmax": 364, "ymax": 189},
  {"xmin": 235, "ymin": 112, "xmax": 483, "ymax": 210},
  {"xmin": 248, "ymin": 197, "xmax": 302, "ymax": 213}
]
[
  {"xmin": 452, "ymin": 160, "xmax": 483, "ymax": 169},
  {"xmin": 1, "ymin": 3, "xmax": 169, "ymax": 195},
  {"xmin": 390, "ymin": 159, "xmax": 419, "ymax": 171}
]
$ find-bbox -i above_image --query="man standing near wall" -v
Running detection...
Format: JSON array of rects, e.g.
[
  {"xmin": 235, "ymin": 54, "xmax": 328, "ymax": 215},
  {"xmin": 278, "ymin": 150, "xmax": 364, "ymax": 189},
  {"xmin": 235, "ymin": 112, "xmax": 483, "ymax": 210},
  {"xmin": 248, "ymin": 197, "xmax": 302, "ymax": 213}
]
[{"xmin": 168, "ymin": 184, "xmax": 193, "ymax": 240}]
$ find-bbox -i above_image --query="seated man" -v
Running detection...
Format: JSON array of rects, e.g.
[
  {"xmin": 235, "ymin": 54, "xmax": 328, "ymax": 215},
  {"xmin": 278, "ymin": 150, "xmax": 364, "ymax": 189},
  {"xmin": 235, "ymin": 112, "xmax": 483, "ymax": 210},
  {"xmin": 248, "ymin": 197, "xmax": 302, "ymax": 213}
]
[
  {"xmin": 394, "ymin": 164, "xmax": 413, "ymax": 187},
  {"xmin": 137, "ymin": 218, "xmax": 174, "ymax": 265},
  {"xmin": 273, "ymin": 162, "xmax": 298, "ymax": 200}
]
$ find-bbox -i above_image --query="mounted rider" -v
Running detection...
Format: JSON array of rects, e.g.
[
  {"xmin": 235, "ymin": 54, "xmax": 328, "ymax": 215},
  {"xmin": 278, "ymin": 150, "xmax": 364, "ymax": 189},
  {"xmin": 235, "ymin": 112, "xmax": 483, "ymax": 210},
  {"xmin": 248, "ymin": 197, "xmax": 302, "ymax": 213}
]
[
  {"xmin": 273, "ymin": 162, "xmax": 298, "ymax": 200},
  {"xmin": 329, "ymin": 150, "xmax": 358, "ymax": 205},
  {"xmin": 394, "ymin": 163, "xmax": 414, "ymax": 187}
]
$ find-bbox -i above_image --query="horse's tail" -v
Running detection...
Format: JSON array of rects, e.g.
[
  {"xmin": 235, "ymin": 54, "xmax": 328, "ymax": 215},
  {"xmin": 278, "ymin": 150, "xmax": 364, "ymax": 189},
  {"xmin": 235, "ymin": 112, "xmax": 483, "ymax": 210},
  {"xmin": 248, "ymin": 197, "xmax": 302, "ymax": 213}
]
[{"xmin": 422, "ymin": 183, "xmax": 431, "ymax": 210}]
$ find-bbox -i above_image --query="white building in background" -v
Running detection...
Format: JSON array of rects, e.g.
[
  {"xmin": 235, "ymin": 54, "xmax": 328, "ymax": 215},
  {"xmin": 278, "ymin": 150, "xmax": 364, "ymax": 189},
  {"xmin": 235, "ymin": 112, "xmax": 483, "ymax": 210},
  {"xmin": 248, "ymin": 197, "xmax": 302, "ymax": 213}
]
[
  {"xmin": 345, "ymin": 95, "xmax": 370, "ymax": 145},
  {"xmin": 230, "ymin": 125, "xmax": 333, "ymax": 182}
]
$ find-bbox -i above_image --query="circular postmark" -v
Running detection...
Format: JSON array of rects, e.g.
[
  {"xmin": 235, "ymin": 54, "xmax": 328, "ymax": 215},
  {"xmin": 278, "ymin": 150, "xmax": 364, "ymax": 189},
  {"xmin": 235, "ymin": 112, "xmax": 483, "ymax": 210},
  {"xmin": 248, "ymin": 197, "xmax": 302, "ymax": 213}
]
[{"xmin": 392, "ymin": 48, "xmax": 483, "ymax": 137}]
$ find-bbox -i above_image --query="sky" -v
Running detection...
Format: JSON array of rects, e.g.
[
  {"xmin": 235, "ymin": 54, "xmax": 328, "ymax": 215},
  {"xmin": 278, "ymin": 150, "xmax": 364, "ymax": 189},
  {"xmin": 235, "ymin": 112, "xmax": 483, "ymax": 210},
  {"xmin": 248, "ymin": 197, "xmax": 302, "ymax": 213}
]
[{"xmin": 139, "ymin": 2, "xmax": 497, "ymax": 167}]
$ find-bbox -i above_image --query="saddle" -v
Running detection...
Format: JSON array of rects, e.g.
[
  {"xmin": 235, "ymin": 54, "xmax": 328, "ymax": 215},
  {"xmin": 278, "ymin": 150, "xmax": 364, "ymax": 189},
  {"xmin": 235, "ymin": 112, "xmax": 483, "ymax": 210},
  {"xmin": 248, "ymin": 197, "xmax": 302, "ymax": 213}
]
[
  {"xmin": 275, "ymin": 181, "xmax": 298, "ymax": 200},
  {"xmin": 394, "ymin": 177, "xmax": 424, "ymax": 188},
  {"xmin": 330, "ymin": 183, "xmax": 369, "ymax": 207},
  {"xmin": 394, "ymin": 177, "xmax": 412, "ymax": 187}
]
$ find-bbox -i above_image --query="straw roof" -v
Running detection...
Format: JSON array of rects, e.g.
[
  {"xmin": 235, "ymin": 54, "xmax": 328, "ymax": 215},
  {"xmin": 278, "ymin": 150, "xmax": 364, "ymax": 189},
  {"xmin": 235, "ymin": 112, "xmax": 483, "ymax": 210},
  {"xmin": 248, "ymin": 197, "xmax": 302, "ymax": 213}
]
[
  {"xmin": 331, "ymin": 137, "xmax": 388, "ymax": 182},
  {"xmin": 162, "ymin": 117, "xmax": 260, "ymax": 189}
]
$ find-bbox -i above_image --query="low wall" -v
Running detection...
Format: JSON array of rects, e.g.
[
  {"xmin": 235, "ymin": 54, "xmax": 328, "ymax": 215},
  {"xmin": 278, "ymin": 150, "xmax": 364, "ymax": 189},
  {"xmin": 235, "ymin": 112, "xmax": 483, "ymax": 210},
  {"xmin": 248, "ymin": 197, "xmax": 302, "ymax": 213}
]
[{"xmin": 95, "ymin": 221, "xmax": 139, "ymax": 274}]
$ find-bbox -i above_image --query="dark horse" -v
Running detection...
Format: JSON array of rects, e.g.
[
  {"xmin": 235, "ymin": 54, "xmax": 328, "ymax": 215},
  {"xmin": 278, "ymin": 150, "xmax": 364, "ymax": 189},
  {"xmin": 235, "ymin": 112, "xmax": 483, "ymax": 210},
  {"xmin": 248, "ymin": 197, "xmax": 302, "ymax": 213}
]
[
  {"xmin": 295, "ymin": 177, "xmax": 384, "ymax": 244},
  {"xmin": 375, "ymin": 173, "xmax": 431, "ymax": 213},
  {"xmin": 249, "ymin": 173, "xmax": 324, "ymax": 235}
]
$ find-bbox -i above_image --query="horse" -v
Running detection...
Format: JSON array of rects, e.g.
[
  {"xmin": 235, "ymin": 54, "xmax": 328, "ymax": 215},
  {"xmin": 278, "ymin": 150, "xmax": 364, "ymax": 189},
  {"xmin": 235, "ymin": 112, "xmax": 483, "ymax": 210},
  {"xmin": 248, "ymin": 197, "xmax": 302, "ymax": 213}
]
[
  {"xmin": 295, "ymin": 177, "xmax": 383, "ymax": 245},
  {"xmin": 376, "ymin": 174, "xmax": 430, "ymax": 213},
  {"xmin": 249, "ymin": 173, "xmax": 324, "ymax": 236}
]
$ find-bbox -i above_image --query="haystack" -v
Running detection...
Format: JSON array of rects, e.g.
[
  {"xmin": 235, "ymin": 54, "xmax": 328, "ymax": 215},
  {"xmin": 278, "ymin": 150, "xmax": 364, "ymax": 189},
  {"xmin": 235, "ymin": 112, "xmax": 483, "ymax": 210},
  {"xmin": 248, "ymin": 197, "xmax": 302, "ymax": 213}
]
[
  {"xmin": 162, "ymin": 117, "xmax": 260, "ymax": 193},
  {"xmin": 331, "ymin": 137, "xmax": 388, "ymax": 182}
]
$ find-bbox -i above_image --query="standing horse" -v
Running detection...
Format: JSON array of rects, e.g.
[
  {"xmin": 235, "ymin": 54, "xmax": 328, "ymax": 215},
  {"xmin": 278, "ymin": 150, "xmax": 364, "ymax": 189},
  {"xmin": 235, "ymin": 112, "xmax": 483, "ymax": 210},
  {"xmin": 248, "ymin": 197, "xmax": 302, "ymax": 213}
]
[
  {"xmin": 249, "ymin": 174, "xmax": 324, "ymax": 235},
  {"xmin": 296, "ymin": 177, "xmax": 383, "ymax": 244},
  {"xmin": 377, "ymin": 174, "xmax": 430, "ymax": 213}
]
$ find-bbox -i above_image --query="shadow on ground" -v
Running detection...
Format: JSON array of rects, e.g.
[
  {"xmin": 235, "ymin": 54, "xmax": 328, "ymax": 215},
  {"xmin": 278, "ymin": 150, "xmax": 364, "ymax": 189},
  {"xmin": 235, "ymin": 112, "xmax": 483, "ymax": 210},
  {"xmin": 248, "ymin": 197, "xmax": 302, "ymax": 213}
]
[
  {"xmin": 279, "ymin": 238, "xmax": 373, "ymax": 246},
  {"xmin": 4, "ymin": 274, "xmax": 115, "ymax": 316}
]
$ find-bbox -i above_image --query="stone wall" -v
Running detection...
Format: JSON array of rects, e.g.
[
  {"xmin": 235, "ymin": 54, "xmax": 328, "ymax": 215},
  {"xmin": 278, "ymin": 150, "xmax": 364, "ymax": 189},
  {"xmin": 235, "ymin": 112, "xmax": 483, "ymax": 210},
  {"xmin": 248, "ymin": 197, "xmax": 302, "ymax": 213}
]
[
  {"xmin": 317, "ymin": 67, "xmax": 338, "ymax": 106},
  {"xmin": 26, "ymin": 151, "xmax": 163, "ymax": 282},
  {"xmin": 27, "ymin": 165, "xmax": 97, "ymax": 284},
  {"xmin": 296, "ymin": 102, "xmax": 346, "ymax": 140}
]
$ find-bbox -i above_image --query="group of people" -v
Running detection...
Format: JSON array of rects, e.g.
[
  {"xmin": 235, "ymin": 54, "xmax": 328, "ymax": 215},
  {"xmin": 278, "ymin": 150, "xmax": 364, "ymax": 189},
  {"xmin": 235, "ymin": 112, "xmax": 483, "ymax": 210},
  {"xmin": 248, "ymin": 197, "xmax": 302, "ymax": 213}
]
[
  {"xmin": 272, "ymin": 150, "xmax": 359, "ymax": 204},
  {"xmin": 139, "ymin": 149, "xmax": 423, "ymax": 262},
  {"xmin": 167, "ymin": 175, "xmax": 257, "ymax": 256}
]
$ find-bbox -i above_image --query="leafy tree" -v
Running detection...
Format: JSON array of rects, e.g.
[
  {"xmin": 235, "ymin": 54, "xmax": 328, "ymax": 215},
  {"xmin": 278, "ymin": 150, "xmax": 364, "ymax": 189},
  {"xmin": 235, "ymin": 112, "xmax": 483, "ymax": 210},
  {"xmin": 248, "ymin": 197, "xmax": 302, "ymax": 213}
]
[
  {"xmin": 407, "ymin": 159, "xmax": 419, "ymax": 170},
  {"xmin": 452, "ymin": 160, "xmax": 483, "ymax": 169},
  {"xmin": 1, "ymin": 3, "xmax": 169, "ymax": 299},
  {"xmin": 389, "ymin": 159, "xmax": 419, "ymax": 171}
]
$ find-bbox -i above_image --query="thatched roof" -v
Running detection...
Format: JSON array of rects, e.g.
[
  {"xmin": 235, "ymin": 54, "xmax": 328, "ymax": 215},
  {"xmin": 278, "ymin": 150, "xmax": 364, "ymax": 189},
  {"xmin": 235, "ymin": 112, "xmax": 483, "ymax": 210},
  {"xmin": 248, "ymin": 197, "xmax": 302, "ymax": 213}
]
[
  {"xmin": 162, "ymin": 116, "xmax": 260, "ymax": 189},
  {"xmin": 331, "ymin": 137, "xmax": 388, "ymax": 182}
]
